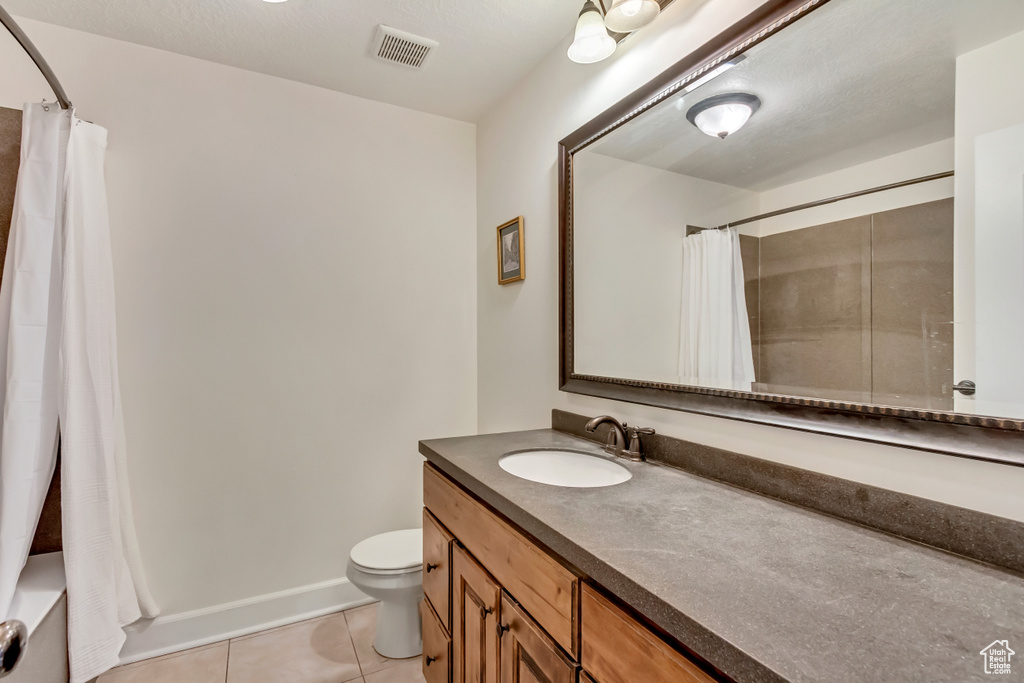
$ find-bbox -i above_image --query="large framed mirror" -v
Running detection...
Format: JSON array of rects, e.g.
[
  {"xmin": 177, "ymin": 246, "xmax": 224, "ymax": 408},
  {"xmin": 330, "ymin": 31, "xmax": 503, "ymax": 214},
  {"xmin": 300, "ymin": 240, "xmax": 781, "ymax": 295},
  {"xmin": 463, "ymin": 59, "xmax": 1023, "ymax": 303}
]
[{"xmin": 559, "ymin": 0, "xmax": 1024, "ymax": 465}]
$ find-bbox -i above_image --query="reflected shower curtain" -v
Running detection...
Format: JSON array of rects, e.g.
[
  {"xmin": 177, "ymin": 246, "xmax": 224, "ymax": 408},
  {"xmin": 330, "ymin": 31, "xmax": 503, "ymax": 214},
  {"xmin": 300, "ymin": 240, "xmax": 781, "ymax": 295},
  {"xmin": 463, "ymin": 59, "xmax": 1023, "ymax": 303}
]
[
  {"xmin": 0, "ymin": 103, "xmax": 67, "ymax": 623},
  {"xmin": 0, "ymin": 104, "xmax": 158, "ymax": 683},
  {"xmin": 678, "ymin": 227, "xmax": 756, "ymax": 390}
]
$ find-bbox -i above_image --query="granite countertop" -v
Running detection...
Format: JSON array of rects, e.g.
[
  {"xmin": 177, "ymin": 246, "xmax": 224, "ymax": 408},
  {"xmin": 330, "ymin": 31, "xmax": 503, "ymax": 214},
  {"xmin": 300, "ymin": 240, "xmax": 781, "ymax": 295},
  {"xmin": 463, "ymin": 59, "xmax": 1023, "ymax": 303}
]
[{"xmin": 420, "ymin": 429, "xmax": 1024, "ymax": 683}]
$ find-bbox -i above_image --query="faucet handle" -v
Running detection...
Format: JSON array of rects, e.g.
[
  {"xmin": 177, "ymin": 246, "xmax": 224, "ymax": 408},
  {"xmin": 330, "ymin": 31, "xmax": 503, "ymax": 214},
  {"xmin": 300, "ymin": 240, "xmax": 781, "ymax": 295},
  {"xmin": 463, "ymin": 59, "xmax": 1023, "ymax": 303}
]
[
  {"xmin": 623, "ymin": 425, "xmax": 655, "ymax": 462},
  {"xmin": 626, "ymin": 425, "xmax": 655, "ymax": 437}
]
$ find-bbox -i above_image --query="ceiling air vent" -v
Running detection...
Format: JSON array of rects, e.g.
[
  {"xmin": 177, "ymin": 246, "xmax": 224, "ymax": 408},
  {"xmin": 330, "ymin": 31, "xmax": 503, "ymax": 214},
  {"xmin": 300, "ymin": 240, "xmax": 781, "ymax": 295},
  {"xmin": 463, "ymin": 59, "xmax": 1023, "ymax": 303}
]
[{"xmin": 371, "ymin": 25, "xmax": 438, "ymax": 69}]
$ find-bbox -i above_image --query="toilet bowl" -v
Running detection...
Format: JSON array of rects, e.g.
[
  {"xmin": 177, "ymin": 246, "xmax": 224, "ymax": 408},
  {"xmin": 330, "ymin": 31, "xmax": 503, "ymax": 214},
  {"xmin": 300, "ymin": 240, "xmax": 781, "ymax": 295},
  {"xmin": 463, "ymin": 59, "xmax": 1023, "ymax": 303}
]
[{"xmin": 346, "ymin": 528, "xmax": 423, "ymax": 659}]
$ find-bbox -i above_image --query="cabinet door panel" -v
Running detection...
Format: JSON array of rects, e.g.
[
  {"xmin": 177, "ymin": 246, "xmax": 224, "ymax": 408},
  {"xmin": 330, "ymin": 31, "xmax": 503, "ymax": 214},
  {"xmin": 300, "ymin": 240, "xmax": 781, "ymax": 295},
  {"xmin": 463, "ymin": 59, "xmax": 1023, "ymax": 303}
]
[
  {"xmin": 424, "ymin": 508, "xmax": 454, "ymax": 632},
  {"xmin": 499, "ymin": 593, "xmax": 576, "ymax": 683},
  {"xmin": 453, "ymin": 545, "xmax": 501, "ymax": 683},
  {"xmin": 422, "ymin": 599, "xmax": 452, "ymax": 683}
]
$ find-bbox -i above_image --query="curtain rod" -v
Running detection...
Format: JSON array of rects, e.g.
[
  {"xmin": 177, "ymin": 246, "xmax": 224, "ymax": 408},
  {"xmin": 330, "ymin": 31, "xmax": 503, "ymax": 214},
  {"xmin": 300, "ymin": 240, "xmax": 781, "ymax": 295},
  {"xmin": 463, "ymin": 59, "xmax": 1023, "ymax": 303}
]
[
  {"xmin": 0, "ymin": 3, "xmax": 71, "ymax": 109},
  {"xmin": 698, "ymin": 170, "xmax": 954, "ymax": 232}
]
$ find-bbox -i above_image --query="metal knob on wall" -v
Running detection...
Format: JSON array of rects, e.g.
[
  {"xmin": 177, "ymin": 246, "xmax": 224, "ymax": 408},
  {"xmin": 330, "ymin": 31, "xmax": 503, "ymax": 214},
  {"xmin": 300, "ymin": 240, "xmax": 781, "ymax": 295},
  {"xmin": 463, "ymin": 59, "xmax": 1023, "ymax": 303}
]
[{"xmin": 953, "ymin": 380, "xmax": 976, "ymax": 396}]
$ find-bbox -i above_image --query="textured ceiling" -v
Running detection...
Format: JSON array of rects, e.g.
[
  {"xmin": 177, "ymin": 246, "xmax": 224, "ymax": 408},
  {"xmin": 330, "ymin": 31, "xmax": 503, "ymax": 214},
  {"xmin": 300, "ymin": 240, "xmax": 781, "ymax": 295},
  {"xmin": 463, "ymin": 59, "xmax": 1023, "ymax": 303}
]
[
  {"xmin": 3, "ymin": 0, "xmax": 583, "ymax": 122},
  {"xmin": 590, "ymin": 0, "xmax": 1024, "ymax": 191}
]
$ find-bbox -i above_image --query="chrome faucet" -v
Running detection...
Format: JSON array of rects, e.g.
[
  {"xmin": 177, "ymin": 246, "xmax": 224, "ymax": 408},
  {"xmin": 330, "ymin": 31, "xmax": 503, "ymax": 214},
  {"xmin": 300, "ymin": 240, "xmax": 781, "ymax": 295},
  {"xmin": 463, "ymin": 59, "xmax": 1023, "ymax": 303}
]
[{"xmin": 584, "ymin": 415, "xmax": 655, "ymax": 462}]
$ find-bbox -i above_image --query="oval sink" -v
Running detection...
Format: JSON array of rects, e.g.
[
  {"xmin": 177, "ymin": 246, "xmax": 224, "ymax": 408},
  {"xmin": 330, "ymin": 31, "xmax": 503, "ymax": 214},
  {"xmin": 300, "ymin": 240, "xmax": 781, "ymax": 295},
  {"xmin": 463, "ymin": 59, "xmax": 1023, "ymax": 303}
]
[{"xmin": 498, "ymin": 449, "xmax": 631, "ymax": 488}]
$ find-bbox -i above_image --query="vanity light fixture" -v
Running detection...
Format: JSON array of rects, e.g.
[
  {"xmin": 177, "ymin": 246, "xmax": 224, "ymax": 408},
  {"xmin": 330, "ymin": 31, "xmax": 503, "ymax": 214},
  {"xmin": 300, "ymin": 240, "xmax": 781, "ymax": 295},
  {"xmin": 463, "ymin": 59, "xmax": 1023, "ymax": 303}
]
[
  {"xmin": 686, "ymin": 93, "xmax": 761, "ymax": 139},
  {"xmin": 568, "ymin": 1, "xmax": 617, "ymax": 64},
  {"xmin": 604, "ymin": 0, "xmax": 661, "ymax": 33},
  {"xmin": 262, "ymin": 0, "xmax": 288, "ymax": 3}
]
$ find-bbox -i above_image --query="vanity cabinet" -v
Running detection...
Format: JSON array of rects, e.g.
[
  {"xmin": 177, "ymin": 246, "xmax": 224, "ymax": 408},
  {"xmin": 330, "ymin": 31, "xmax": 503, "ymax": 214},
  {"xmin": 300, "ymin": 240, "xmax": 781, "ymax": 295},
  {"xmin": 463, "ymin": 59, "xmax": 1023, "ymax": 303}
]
[{"xmin": 422, "ymin": 463, "xmax": 721, "ymax": 683}]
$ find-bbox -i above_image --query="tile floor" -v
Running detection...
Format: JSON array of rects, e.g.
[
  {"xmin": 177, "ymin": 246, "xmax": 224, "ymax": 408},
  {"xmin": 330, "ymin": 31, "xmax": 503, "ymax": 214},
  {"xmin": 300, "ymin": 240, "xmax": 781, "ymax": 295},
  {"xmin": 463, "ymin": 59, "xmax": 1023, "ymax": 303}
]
[{"xmin": 96, "ymin": 603, "xmax": 426, "ymax": 683}]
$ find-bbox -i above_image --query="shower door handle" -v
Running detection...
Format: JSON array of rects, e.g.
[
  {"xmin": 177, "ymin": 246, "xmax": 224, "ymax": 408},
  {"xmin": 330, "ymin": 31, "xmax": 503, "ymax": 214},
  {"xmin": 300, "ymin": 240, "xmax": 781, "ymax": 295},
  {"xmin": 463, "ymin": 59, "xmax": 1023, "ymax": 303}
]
[
  {"xmin": 0, "ymin": 620, "xmax": 27, "ymax": 678},
  {"xmin": 952, "ymin": 380, "xmax": 976, "ymax": 396}
]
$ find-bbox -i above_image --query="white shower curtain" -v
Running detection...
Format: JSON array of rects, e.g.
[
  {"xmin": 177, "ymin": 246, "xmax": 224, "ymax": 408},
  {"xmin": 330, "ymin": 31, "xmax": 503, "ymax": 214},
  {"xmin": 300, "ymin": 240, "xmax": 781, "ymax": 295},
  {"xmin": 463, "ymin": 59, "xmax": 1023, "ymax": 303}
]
[
  {"xmin": 678, "ymin": 227, "xmax": 756, "ymax": 390},
  {"xmin": 61, "ymin": 112, "xmax": 159, "ymax": 683},
  {"xmin": 0, "ymin": 103, "xmax": 67, "ymax": 622},
  {"xmin": 0, "ymin": 104, "xmax": 158, "ymax": 683}
]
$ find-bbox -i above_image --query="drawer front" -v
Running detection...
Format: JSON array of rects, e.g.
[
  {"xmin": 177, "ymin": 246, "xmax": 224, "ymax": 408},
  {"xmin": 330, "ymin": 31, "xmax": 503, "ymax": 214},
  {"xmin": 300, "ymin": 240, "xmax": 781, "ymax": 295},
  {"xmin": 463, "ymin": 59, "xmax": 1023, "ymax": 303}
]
[
  {"xmin": 500, "ymin": 593, "xmax": 576, "ymax": 683},
  {"xmin": 424, "ymin": 463, "xmax": 580, "ymax": 657},
  {"xmin": 422, "ymin": 600, "xmax": 452, "ymax": 683},
  {"xmin": 581, "ymin": 585, "xmax": 717, "ymax": 683},
  {"xmin": 423, "ymin": 509, "xmax": 453, "ymax": 632}
]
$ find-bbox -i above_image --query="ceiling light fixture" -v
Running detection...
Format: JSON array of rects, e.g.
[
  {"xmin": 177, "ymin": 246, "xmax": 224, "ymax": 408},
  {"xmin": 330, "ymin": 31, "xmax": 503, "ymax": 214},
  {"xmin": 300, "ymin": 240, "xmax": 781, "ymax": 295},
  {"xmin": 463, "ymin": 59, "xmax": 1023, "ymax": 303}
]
[
  {"xmin": 604, "ymin": 0, "xmax": 660, "ymax": 33},
  {"xmin": 686, "ymin": 93, "xmax": 761, "ymax": 139},
  {"xmin": 568, "ymin": 1, "xmax": 616, "ymax": 64}
]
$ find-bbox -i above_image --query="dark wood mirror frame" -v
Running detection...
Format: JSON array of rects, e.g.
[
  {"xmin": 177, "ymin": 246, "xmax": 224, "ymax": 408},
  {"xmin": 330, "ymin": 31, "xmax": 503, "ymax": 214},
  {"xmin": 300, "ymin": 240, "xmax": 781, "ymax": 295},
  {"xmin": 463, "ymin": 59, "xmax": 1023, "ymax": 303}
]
[{"xmin": 558, "ymin": 0, "xmax": 1024, "ymax": 467}]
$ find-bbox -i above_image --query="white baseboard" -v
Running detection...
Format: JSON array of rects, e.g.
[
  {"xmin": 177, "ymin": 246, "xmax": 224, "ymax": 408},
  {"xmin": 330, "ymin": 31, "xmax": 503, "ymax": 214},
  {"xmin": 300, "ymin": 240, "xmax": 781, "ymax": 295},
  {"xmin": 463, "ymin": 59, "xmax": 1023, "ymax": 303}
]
[{"xmin": 119, "ymin": 577, "xmax": 374, "ymax": 665}]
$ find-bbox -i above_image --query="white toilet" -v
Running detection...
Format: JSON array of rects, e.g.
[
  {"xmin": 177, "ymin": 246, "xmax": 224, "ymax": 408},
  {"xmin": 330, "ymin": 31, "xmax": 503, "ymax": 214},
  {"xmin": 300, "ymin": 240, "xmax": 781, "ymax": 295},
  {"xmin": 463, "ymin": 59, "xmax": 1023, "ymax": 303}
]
[{"xmin": 346, "ymin": 528, "xmax": 424, "ymax": 659}]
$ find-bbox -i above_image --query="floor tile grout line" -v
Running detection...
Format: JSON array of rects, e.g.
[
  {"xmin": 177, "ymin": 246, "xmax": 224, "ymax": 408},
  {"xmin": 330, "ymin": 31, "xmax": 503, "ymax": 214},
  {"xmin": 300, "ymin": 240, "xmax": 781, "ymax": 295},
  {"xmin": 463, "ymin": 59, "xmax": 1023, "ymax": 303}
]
[
  {"xmin": 344, "ymin": 605, "xmax": 367, "ymax": 678},
  {"xmin": 223, "ymin": 638, "xmax": 231, "ymax": 683}
]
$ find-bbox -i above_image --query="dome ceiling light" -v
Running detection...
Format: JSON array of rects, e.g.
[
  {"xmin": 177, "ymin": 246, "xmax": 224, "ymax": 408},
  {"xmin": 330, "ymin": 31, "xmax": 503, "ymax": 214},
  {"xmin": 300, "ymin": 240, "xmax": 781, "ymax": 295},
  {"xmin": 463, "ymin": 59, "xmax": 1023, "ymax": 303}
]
[{"xmin": 686, "ymin": 93, "xmax": 762, "ymax": 139}]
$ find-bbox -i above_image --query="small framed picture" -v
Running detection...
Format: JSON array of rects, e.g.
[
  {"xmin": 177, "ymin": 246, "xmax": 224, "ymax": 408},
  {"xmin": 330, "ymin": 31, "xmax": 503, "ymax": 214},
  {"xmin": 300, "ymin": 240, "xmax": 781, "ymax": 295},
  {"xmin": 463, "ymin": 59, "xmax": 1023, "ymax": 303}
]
[{"xmin": 496, "ymin": 216, "xmax": 525, "ymax": 285}]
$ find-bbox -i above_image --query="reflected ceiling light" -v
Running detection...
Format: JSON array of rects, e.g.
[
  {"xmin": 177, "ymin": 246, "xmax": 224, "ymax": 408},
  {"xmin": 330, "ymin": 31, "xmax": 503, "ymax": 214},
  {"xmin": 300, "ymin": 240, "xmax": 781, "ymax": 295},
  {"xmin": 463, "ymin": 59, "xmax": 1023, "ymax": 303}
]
[
  {"xmin": 682, "ymin": 55, "xmax": 746, "ymax": 94},
  {"xmin": 686, "ymin": 93, "xmax": 761, "ymax": 139},
  {"xmin": 604, "ymin": 0, "xmax": 661, "ymax": 33},
  {"xmin": 568, "ymin": 1, "xmax": 616, "ymax": 64}
]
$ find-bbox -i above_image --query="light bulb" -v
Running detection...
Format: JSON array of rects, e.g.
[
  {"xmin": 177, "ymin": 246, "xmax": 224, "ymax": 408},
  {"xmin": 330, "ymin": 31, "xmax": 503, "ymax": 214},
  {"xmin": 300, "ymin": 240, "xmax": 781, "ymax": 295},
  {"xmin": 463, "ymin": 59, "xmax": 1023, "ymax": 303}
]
[
  {"xmin": 604, "ymin": 0, "xmax": 660, "ymax": 33},
  {"xmin": 568, "ymin": 1, "xmax": 616, "ymax": 64},
  {"xmin": 619, "ymin": 0, "xmax": 642, "ymax": 16}
]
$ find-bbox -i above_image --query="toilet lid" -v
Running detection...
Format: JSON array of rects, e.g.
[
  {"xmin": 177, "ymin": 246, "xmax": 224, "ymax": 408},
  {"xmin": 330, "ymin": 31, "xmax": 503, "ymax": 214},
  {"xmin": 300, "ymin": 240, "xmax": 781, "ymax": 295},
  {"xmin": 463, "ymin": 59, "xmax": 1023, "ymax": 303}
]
[{"xmin": 350, "ymin": 529, "xmax": 422, "ymax": 571}]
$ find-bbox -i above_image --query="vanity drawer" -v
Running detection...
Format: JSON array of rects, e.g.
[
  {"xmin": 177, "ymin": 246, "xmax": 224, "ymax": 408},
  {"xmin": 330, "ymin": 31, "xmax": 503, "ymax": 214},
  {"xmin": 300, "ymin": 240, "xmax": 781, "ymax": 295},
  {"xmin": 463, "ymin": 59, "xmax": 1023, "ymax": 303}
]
[
  {"xmin": 581, "ymin": 585, "xmax": 717, "ymax": 683},
  {"xmin": 423, "ymin": 508, "xmax": 453, "ymax": 632},
  {"xmin": 421, "ymin": 599, "xmax": 451, "ymax": 683},
  {"xmin": 423, "ymin": 463, "xmax": 580, "ymax": 657}
]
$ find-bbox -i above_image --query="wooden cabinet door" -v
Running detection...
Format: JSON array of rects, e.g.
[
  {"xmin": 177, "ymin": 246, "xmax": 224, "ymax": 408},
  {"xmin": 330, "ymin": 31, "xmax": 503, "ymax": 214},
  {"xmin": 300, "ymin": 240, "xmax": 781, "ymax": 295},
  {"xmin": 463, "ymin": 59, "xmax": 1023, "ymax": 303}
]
[
  {"xmin": 422, "ymin": 599, "xmax": 452, "ymax": 683},
  {"xmin": 499, "ymin": 593, "xmax": 576, "ymax": 683},
  {"xmin": 452, "ymin": 544, "xmax": 501, "ymax": 683},
  {"xmin": 424, "ymin": 508, "xmax": 454, "ymax": 632}
]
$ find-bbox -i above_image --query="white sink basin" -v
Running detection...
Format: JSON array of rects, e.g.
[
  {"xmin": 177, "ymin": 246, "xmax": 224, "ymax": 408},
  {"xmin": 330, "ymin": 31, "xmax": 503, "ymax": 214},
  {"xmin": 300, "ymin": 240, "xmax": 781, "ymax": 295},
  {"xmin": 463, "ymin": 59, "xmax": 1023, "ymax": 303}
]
[{"xmin": 498, "ymin": 449, "xmax": 631, "ymax": 488}]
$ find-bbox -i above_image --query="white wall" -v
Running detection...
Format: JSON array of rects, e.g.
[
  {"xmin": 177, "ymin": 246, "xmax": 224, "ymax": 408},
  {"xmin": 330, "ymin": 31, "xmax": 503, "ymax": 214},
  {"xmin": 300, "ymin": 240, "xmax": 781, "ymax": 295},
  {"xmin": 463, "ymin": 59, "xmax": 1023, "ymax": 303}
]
[
  {"xmin": 1, "ymin": 17, "xmax": 477, "ymax": 625},
  {"xmin": 476, "ymin": 1, "xmax": 1024, "ymax": 522},
  {"xmin": 573, "ymin": 151, "xmax": 757, "ymax": 382},
  {"xmin": 954, "ymin": 28, "xmax": 1024, "ymax": 413},
  {"xmin": 749, "ymin": 138, "xmax": 954, "ymax": 236}
]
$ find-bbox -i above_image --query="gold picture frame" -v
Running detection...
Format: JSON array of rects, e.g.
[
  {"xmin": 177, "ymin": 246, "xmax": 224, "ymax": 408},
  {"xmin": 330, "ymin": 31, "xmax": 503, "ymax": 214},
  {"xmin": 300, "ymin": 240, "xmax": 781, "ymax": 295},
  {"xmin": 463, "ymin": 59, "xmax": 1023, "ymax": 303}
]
[{"xmin": 496, "ymin": 216, "xmax": 525, "ymax": 285}]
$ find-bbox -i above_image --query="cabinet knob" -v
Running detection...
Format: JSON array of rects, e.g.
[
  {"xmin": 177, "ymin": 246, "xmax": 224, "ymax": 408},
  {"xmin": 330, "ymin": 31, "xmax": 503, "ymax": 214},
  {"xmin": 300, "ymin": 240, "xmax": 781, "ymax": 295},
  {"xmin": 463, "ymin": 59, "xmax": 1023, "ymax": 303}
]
[
  {"xmin": 497, "ymin": 622, "xmax": 510, "ymax": 638},
  {"xmin": 480, "ymin": 606, "xmax": 494, "ymax": 619},
  {"xmin": 425, "ymin": 655, "xmax": 436, "ymax": 666},
  {"xmin": 425, "ymin": 563, "xmax": 438, "ymax": 573}
]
